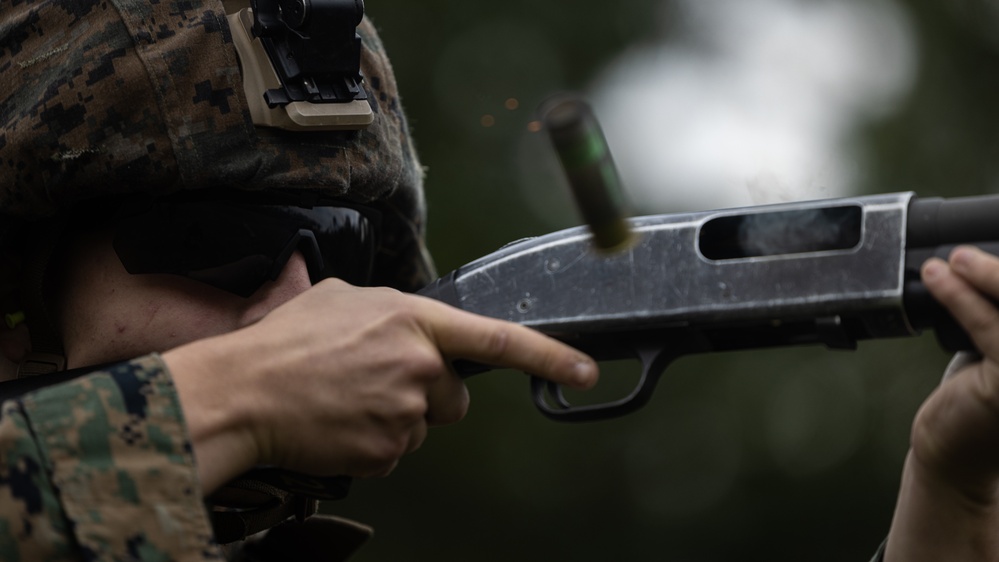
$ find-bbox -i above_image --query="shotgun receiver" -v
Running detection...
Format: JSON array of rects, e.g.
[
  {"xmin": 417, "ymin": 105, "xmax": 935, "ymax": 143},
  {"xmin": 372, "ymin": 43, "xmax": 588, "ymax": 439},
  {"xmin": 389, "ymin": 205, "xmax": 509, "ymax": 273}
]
[{"xmin": 419, "ymin": 192, "xmax": 999, "ymax": 422}]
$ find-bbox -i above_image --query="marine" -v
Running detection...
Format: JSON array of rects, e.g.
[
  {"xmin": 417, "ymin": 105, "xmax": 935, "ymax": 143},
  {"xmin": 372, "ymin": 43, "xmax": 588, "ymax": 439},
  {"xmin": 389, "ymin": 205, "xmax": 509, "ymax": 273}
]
[{"xmin": 0, "ymin": 0, "xmax": 598, "ymax": 559}]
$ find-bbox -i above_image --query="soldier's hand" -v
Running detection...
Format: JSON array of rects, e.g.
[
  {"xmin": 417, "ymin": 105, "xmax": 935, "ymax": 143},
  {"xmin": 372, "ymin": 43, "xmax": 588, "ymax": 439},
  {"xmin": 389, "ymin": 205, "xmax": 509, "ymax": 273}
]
[
  {"xmin": 165, "ymin": 279, "xmax": 598, "ymax": 494},
  {"xmin": 885, "ymin": 246, "xmax": 999, "ymax": 561}
]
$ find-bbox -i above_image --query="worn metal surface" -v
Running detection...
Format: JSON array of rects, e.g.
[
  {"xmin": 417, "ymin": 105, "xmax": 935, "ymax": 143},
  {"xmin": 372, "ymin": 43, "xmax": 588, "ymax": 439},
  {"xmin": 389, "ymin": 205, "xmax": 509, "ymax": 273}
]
[{"xmin": 447, "ymin": 193, "xmax": 913, "ymax": 338}]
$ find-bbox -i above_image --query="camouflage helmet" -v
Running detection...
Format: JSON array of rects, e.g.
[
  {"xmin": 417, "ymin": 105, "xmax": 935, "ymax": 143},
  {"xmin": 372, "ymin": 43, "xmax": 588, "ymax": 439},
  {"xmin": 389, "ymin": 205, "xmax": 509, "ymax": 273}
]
[{"xmin": 0, "ymin": 0, "xmax": 435, "ymax": 293}]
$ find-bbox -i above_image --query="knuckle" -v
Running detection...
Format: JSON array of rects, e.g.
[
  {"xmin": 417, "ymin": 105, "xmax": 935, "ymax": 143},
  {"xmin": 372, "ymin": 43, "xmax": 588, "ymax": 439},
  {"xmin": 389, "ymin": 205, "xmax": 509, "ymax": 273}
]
[
  {"xmin": 481, "ymin": 325, "xmax": 512, "ymax": 362},
  {"xmin": 912, "ymin": 365, "xmax": 999, "ymax": 478},
  {"xmin": 383, "ymin": 298, "xmax": 424, "ymax": 328},
  {"xmin": 313, "ymin": 277, "xmax": 346, "ymax": 289},
  {"xmin": 406, "ymin": 424, "xmax": 428, "ymax": 453},
  {"xmin": 408, "ymin": 346, "xmax": 446, "ymax": 377},
  {"xmin": 394, "ymin": 393, "xmax": 429, "ymax": 422},
  {"xmin": 428, "ymin": 395, "xmax": 468, "ymax": 426},
  {"xmin": 372, "ymin": 285, "xmax": 404, "ymax": 300},
  {"xmin": 427, "ymin": 374, "xmax": 471, "ymax": 426},
  {"xmin": 363, "ymin": 435, "xmax": 409, "ymax": 469},
  {"xmin": 370, "ymin": 388, "xmax": 428, "ymax": 424}
]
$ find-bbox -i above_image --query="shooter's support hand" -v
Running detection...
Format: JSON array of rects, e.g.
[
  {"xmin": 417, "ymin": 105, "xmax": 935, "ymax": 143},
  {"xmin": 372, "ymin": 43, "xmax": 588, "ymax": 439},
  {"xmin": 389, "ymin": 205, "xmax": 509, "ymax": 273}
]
[{"xmin": 886, "ymin": 246, "xmax": 999, "ymax": 561}]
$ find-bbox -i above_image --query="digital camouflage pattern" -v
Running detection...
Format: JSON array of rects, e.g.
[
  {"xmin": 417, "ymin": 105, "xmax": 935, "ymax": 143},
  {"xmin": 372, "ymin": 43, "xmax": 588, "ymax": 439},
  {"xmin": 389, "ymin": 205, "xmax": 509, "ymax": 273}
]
[
  {"xmin": 0, "ymin": 354, "xmax": 221, "ymax": 560},
  {"xmin": 0, "ymin": 0, "xmax": 434, "ymax": 291},
  {"xmin": 0, "ymin": 2, "xmax": 429, "ymax": 558}
]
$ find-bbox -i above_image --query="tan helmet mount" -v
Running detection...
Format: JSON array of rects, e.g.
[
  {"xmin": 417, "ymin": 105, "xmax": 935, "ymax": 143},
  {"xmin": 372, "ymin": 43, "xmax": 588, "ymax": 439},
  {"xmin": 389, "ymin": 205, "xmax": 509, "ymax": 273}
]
[{"xmin": 227, "ymin": 0, "xmax": 373, "ymax": 131}]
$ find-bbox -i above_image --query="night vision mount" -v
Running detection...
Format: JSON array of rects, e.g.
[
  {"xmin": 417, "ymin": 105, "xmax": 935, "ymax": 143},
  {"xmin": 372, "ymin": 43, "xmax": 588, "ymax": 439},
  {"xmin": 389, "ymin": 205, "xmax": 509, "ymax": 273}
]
[{"xmin": 227, "ymin": 0, "xmax": 373, "ymax": 130}]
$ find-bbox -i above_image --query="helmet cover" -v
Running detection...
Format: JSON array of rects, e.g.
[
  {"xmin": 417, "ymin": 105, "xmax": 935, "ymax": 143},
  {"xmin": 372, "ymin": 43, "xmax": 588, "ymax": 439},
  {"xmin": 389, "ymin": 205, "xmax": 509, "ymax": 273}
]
[{"xmin": 0, "ymin": 0, "xmax": 434, "ymax": 291}]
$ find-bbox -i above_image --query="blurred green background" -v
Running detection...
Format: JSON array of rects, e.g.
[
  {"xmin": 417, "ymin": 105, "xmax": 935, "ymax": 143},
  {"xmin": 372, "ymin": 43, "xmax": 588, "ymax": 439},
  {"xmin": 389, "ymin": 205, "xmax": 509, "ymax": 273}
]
[{"xmin": 334, "ymin": 0, "xmax": 999, "ymax": 560}]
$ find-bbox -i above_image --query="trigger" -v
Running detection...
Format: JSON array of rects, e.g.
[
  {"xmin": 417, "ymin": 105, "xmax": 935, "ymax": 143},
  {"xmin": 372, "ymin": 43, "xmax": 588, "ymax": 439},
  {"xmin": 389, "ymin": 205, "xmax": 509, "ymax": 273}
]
[{"xmin": 548, "ymin": 381, "xmax": 572, "ymax": 409}]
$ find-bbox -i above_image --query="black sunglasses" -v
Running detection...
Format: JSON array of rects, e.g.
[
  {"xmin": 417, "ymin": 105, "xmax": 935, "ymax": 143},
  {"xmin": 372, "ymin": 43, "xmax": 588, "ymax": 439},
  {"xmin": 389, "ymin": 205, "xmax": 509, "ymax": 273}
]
[{"xmin": 110, "ymin": 198, "xmax": 379, "ymax": 297}]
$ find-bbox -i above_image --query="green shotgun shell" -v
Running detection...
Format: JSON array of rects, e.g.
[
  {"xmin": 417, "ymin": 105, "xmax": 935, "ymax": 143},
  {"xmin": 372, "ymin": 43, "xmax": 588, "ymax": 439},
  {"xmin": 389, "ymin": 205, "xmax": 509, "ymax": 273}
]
[{"xmin": 541, "ymin": 94, "xmax": 635, "ymax": 253}]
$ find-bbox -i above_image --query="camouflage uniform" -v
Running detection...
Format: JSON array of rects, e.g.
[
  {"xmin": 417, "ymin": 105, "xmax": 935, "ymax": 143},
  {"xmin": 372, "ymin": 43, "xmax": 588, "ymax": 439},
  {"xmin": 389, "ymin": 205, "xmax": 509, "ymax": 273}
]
[
  {"xmin": 0, "ymin": 0, "xmax": 434, "ymax": 559},
  {"xmin": 0, "ymin": 355, "xmax": 219, "ymax": 561}
]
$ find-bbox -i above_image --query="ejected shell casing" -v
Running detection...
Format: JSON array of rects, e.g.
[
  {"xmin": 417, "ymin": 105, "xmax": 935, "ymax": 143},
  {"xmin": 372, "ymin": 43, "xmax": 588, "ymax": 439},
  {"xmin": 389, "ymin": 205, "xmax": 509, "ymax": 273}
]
[{"xmin": 541, "ymin": 95, "xmax": 635, "ymax": 253}]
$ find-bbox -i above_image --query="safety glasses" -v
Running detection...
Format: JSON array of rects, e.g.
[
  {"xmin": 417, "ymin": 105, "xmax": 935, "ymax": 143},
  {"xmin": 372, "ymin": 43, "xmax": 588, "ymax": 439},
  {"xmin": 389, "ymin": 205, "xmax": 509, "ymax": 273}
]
[{"xmin": 110, "ymin": 198, "xmax": 379, "ymax": 297}]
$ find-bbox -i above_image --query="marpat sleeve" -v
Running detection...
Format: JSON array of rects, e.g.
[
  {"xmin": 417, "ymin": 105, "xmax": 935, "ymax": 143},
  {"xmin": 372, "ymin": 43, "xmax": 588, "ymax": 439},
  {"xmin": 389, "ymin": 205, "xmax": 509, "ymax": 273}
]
[{"xmin": 0, "ymin": 353, "xmax": 223, "ymax": 561}]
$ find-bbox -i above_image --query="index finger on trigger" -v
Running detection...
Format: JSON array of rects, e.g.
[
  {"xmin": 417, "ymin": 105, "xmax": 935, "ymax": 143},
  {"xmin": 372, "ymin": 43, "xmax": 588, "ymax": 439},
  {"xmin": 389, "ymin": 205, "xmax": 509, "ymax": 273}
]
[
  {"xmin": 420, "ymin": 300, "xmax": 598, "ymax": 389},
  {"xmin": 923, "ymin": 255, "xmax": 999, "ymax": 360}
]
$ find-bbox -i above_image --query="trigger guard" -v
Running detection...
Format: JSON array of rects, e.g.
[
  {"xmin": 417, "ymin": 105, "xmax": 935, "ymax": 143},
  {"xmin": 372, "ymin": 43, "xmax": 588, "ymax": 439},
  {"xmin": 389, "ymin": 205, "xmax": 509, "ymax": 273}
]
[
  {"xmin": 548, "ymin": 380, "xmax": 572, "ymax": 409},
  {"xmin": 530, "ymin": 345, "xmax": 680, "ymax": 422}
]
